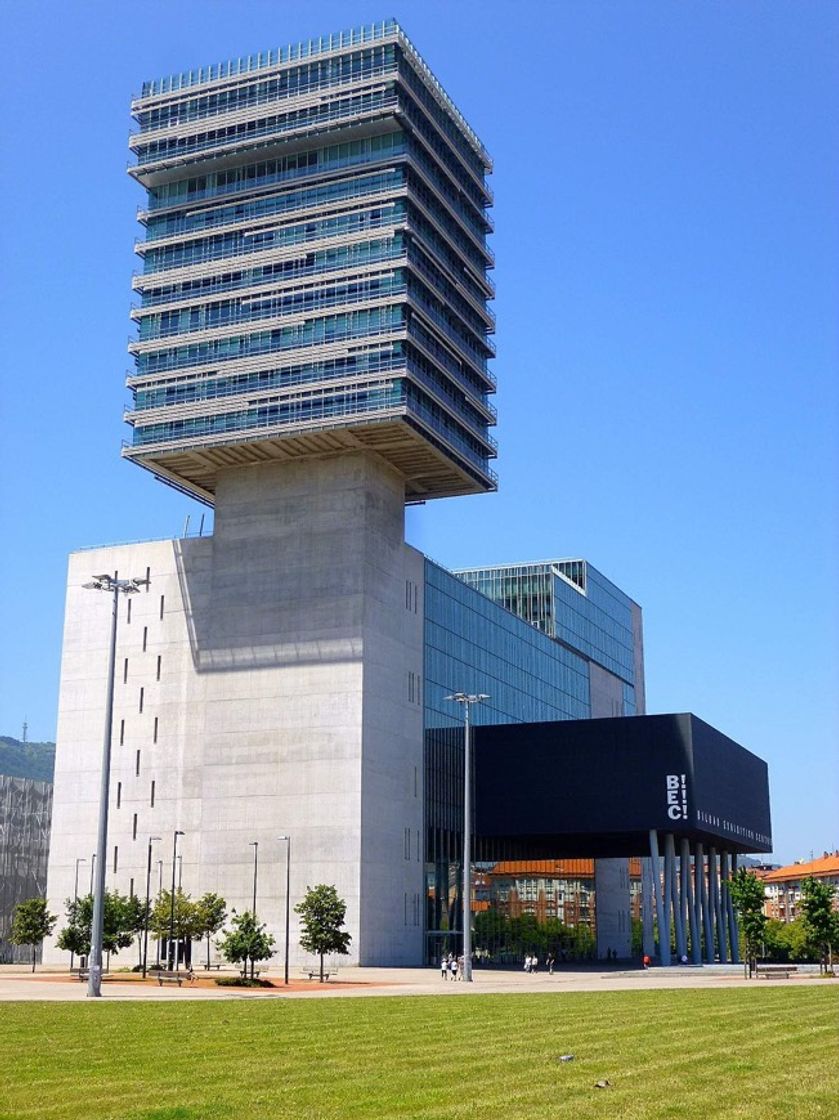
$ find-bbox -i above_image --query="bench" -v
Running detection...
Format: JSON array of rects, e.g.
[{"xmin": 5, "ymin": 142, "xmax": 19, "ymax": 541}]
[
  {"xmin": 75, "ymin": 969, "xmax": 109, "ymax": 982},
  {"xmin": 755, "ymin": 964, "xmax": 798, "ymax": 980},
  {"xmin": 202, "ymin": 963, "xmax": 222, "ymax": 971},
  {"xmin": 301, "ymin": 967, "xmax": 337, "ymax": 981},
  {"xmin": 152, "ymin": 969, "xmax": 185, "ymax": 986}
]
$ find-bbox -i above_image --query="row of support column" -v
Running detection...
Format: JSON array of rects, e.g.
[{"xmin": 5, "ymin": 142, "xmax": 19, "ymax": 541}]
[{"xmin": 645, "ymin": 830, "xmax": 740, "ymax": 965}]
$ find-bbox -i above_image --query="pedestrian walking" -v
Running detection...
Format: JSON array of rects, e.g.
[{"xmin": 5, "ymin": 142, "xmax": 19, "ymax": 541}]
[
  {"xmin": 524, "ymin": 954, "xmax": 532, "ymax": 973},
  {"xmin": 531, "ymin": 954, "xmax": 539, "ymax": 973},
  {"xmin": 441, "ymin": 954, "xmax": 449, "ymax": 979},
  {"xmin": 449, "ymin": 955, "xmax": 458, "ymax": 980}
]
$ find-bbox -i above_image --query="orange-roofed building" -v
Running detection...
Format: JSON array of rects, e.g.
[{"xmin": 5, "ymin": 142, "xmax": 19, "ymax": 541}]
[{"xmin": 760, "ymin": 852, "xmax": 839, "ymax": 922}]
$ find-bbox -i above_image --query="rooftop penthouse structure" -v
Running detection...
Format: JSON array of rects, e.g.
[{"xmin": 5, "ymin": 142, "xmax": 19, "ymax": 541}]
[{"xmin": 125, "ymin": 19, "xmax": 496, "ymax": 504}]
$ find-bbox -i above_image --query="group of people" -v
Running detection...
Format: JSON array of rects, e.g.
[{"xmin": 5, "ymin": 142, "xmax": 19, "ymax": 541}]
[
  {"xmin": 524, "ymin": 953, "xmax": 556, "ymax": 974},
  {"xmin": 440, "ymin": 953, "xmax": 466, "ymax": 979}
]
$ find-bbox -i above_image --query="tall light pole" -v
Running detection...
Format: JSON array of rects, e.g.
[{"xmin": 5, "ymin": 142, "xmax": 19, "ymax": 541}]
[
  {"xmin": 155, "ymin": 859, "xmax": 163, "ymax": 967},
  {"xmin": 249, "ymin": 841, "xmax": 259, "ymax": 980},
  {"xmin": 71, "ymin": 858, "xmax": 86, "ymax": 971},
  {"xmin": 142, "ymin": 836, "xmax": 161, "ymax": 978},
  {"xmin": 89, "ymin": 853, "xmax": 96, "ymax": 896},
  {"xmin": 83, "ymin": 573, "xmax": 149, "ymax": 998},
  {"xmin": 249, "ymin": 842, "xmax": 259, "ymax": 915},
  {"xmin": 177, "ymin": 854, "xmax": 183, "ymax": 890},
  {"xmin": 169, "ymin": 830, "xmax": 184, "ymax": 969},
  {"xmin": 278, "ymin": 836, "xmax": 291, "ymax": 985},
  {"xmin": 445, "ymin": 692, "xmax": 489, "ymax": 983}
]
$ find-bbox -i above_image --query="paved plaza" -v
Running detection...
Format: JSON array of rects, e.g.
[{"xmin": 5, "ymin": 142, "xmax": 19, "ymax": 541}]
[{"xmin": 0, "ymin": 962, "xmax": 828, "ymax": 1002}]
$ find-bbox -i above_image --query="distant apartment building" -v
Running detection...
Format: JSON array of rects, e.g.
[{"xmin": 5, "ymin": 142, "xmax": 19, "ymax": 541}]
[{"xmin": 758, "ymin": 852, "xmax": 839, "ymax": 922}]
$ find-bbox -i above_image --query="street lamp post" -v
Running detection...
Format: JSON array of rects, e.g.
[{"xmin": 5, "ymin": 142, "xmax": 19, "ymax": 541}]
[
  {"xmin": 445, "ymin": 692, "xmax": 489, "ymax": 983},
  {"xmin": 142, "ymin": 836, "xmax": 161, "ymax": 978},
  {"xmin": 278, "ymin": 836, "xmax": 291, "ymax": 985},
  {"xmin": 169, "ymin": 830, "xmax": 184, "ymax": 970},
  {"xmin": 83, "ymin": 573, "xmax": 149, "ymax": 999},
  {"xmin": 71, "ymin": 858, "xmax": 86, "ymax": 971},
  {"xmin": 89, "ymin": 853, "xmax": 96, "ymax": 896},
  {"xmin": 249, "ymin": 841, "xmax": 259, "ymax": 979},
  {"xmin": 155, "ymin": 859, "xmax": 163, "ymax": 967},
  {"xmin": 249, "ymin": 842, "xmax": 259, "ymax": 915}
]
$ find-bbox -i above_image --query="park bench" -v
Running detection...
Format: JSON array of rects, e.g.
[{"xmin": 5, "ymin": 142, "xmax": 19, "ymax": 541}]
[
  {"xmin": 202, "ymin": 963, "xmax": 222, "ymax": 970},
  {"xmin": 300, "ymin": 966, "xmax": 338, "ymax": 981},
  {"xmin": 152, "ymin": 969, "xmax": 187, "ymax": 986},
  {"xmin": 75, "ymin": 968, "xmax": 109, "ymax": 982},
  {"xmin": 755, "ymin": 964, "xmax": 798, "ymax": 980}
]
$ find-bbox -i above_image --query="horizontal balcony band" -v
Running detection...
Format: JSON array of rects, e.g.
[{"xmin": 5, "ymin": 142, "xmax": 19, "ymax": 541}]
[
  {"xmin": 131, "ymin": 21, "xmax": 491, "ymax": 167},
  {"xmin": 135, "ymin": 183, "xmax": 407, "ymax": 254},
  {"xmin": 127, "ymin": 362, "xmax": 495, "ymax": 450},
  {"xmin": 131, "ymin": 253, "xmax": 409, "ymax": 318}
]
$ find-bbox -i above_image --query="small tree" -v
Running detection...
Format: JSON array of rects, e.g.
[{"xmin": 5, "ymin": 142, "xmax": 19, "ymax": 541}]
[
  {"xmin": 729, "ymin": 869, "xmax": 768, "ymax": 977},
  {"xmin": 217, "ymin": 910, "xmax": 275, "ymax": 978},
  {"xmin": 295, "ymin": 884, "xmax": 352, "ymax": 981},
  {"xmin": 800, "ymin": 877, "xmax": 839, "ymax": 974},
  {"xmin": 149, "ymin": 889, "xmax": 201, "ymax": 967},
  {"xmin": 10, "ymin": 898, "xmax": 57, "ymax": 972},
  {"xmin": 56, "ymin": 892, "xmax": 141, "ymax": 965},
  {"xmin": 196, "ymin": 892, "xmax": 227, "ymax": 970}
]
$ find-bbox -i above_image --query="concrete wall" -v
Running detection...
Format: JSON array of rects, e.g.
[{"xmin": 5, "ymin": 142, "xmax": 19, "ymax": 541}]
[
  {"xmin": 45, "ymin": 452, "xmax": 425, "ymax": 967},
  {"xmin": 590, "ymin": 663, "xmax": 633, "ymax": 958}
]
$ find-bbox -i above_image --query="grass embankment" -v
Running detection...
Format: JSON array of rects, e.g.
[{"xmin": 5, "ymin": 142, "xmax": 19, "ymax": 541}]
[{"xmin": 1, "ymin": 987, "xmax": 835, "ymax": 1119}]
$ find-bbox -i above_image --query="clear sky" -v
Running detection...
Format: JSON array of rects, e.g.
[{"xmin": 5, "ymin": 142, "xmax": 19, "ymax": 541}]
[{"xmin": 0, "ymin": 1, "xmax": 836, "ymax": 866}]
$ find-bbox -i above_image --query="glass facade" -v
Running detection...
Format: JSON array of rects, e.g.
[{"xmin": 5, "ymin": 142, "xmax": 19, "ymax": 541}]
[
  {"xmin": 424, "ymin": 559, "xmax": 643, "ymax": 964},
  {"xmin": 455, "ymin": 560, "xmax": 637, "ymax": 688},
  {"xmin": 124, "ymin": 21, "xmax": 496, "ymax": 504}
]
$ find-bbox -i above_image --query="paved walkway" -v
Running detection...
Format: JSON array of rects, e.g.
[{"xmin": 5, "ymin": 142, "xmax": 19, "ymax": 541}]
[{"xmin": 0, "ymin": 963, "xmax": 829, "ymax": 1002}]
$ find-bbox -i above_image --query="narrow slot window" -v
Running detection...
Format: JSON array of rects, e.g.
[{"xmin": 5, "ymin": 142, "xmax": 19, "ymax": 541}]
[
  {"xmin": 132, "ymin": 813, "xmax": 138, "ymax": 840},
  {"xmin": 135, "ymin": 749, "xmax": 141, "ymax": 776},
  {"xmin": 145, "ymin": 566, "xmax": 151, "ymax": 590},
  {"xmin": 123, "ymin": 658, "xmax": 128, "ymax": 684},
  {"xmin": 126, "ymin": 598, "xmax": 132, "ymax": 624},
  {"xmin": 129, "ymin": 877, "xmax": 135, "ymax": 898},
  {"xmin": 150, "ymin": 780, "xmax": 155, "ymax": 808},
  {"xmin": 139, "ymin": 687, "xmax": 144, "ymax": 713},
  {"xmin": 159, "ymin": 594, "xmax": 165, "ymax": 621},
  {"xmin": 113, "ymin": 846, "xmax": 119, "ymax": 873},
  {"xmin": 156, "ymin": 655, "xmax": 162, "ymax": 681},
  {"xmin": 153, "ymin": 716, "xmax": 159, "ymax": 744},
  {"xmin": 116, "ymin": 781, "xmax": 122, "ymax": 808},
  {"xmin": 119, "ymin": 720, "xmax": 125, "ymax": 746},
  {"xmin": 142, "ymin": 626, "xmax": 148, "ymax": 652}
]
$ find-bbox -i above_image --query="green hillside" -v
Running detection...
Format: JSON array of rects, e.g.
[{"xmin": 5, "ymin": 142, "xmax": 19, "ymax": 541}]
[{"xmin": 0, "ymin": 736, "xmax": 55, "ymax": 782}]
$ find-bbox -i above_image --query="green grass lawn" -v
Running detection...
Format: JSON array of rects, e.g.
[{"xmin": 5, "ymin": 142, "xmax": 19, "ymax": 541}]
[{"xmin": 1, "ymin": 987, "xmax": 836, "ymax": 1119}]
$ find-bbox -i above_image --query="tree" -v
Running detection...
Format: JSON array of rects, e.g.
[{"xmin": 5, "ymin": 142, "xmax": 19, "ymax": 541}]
[
  {"xmin": 148, "ymin": 889, "xmax": 202, "ymax": 967},
  {"xmin": 729, "ymin": 869, "xmax": 767, "ymax": 976},
  {"xmin": 295, "ymin": 884, "xmax": 352, "ymax": 981},
  {"xmin": 10, "ymin": 898, "xmax": 57, "ymax": 972},
  {"xmin": 216, "ymin": 910, "xmax": 275, "ymax": 978},
  {"xmin": 56, "ymin": 892, "xmax": 143, "ymax": 964},
  {"xmin": 195, "ymin": 892, "xmax": 227, "ymax": 970},
  {"xmin": 800, "ymin": 878, "xmax": 839, "ymax": 973}
]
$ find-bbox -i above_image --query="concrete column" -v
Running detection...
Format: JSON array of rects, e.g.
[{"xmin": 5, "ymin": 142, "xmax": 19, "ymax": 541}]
[
  {"xmin": 649, "ymin": 830, "xmax": 668, "ymax": 964},
  {"xmin": 709, "ymin": 847, "xmax": 723, "ymax": 962},
  {"xmin": 665, "ymin": 833, "xmax": 685, "ymax": 962},
  {"xmin": 717, "ymin": 849, "xmax": 730, "ymax": 963},
  {"xmin": 697, "ymin": 843, "xmax": 713, "ymax": 962},
  {"xmin": 682, "ymin": 838, "xmax": 700, "ymax": 964},
  {"xmin": 723, "ymin": 852, "xmax": 740, "ymax": 963},
  {"xmin": 641, "ymin": 857, "xmax": 655, "ymax": 959}
]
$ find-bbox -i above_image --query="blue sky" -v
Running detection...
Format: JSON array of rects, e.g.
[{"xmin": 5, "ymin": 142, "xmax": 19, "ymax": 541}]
[{"xmin": 0, "ymin": 1, "xmax": 836, "ymax": 865}]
